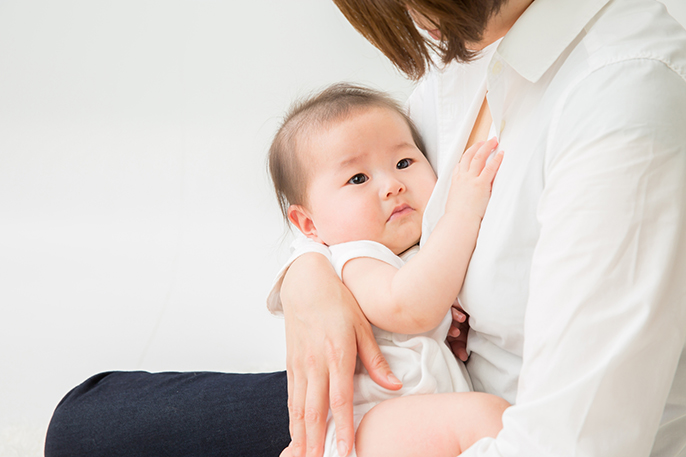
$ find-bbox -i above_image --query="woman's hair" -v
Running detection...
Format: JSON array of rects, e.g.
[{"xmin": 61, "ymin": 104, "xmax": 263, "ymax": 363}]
[
  {"xmin": 268, "ymin": 83, "xmax": 426, "ymax": 221},
  {"xmin": 332, "ymin": 0, "xmax": 506, "ymax": 80}
]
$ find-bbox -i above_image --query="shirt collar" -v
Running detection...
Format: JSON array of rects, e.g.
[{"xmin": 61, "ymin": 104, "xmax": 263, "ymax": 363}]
[{"xmin": 496, "ymin": 0, "xmax": 611, "ymax": 83}]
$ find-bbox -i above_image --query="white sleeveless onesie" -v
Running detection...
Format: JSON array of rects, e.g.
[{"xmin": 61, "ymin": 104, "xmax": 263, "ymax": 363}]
[{"xmin": 322, "ymin": 240, "xmax": 472, "ymax": 457}]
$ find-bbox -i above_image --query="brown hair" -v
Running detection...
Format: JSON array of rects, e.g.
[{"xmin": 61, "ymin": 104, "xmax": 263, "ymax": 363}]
[
  {"xmin": 268, "ymin": 83, "xmax": 426, "ymax": 220},
  {"xmin": 333, "ymin": 0, "xmax": 506, "ymax": 80}
]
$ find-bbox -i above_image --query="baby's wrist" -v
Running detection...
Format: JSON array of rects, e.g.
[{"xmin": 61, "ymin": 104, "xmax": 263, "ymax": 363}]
[{"xmin": 441, "ymin": 207, "xmax": 482, "ymax": 228}]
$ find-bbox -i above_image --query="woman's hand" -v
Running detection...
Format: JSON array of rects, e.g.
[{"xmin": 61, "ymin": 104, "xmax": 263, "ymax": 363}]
[
  {"xmin": 281, "ymin": 252, "xmax": 402, "ymax": 457},
  {"xmin": 447, "ymin": 299, "xmax": 470, "ymax": 362}
]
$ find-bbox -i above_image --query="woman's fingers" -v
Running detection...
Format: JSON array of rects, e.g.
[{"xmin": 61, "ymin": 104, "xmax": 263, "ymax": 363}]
[
  {"xmin": 288, "ymin": 341, "xmax": 354, "ymax": 457},
  {"xmin": 358, "ymin": 322, "xmax": 402, "ymax": 391},
  {"xmin": 447, "ymin": 324, "xmax": 469, "ymax": 361},
  {"xmin": 449, "ymin": 338, "xmax": 470, "ymax": 362},
  {"xmin": 280, "ymin": 444, "xmax": 294, "ymax": 457},
  {"xmin": 287, "ymin": 367, "xmax": 309, "ymax": 457},
  {"xmin": 328, "ymin": 347, "xmax": 356, "ymax": 457},
  {"xmin": 451, "ymin": 305, "xmax": 467, "ymax": 323},
  {"xmin": 447, "ymin": 301, "xmax": 470, "ymax": 362},
  {"xmin": 286, "ymin": 366, "xmax": 296, "ymax": 441},
  {"xmin": 304, "ymin": 370, "xmax": 329, "ymax": 457}
]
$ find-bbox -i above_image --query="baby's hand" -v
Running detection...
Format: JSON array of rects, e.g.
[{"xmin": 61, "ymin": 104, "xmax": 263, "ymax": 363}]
[{"xmin": 445, "ymin": 137, "xmax": 503, "ymax": 221}]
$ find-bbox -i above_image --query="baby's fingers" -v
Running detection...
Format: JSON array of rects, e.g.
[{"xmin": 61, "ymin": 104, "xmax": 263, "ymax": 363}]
[
  {"xmin": 458, "ymin": 140, "xmax": 484, "ymax": 173},
  {"xmin": 481, "ymin": 149, "xmax": 504, "ymax": 183},
  {"xmin": 469, "ymin": 137, "xmax": 499, "ymax": 175}
]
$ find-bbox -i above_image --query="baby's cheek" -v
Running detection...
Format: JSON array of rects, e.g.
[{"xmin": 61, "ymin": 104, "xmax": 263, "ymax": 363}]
[
  {"xmin": 316, "ymin": 216, "xmax": 358, "ymax": 246},
  {"xmin": 335, "ymin": 212, "xmax": 380, "ymax": 245}
]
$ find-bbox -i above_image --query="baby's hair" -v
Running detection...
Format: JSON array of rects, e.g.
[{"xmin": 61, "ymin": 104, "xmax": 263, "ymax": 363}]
[{"xmin": 268, "ymin": 83, "xmax": 426, "ymax": 221}]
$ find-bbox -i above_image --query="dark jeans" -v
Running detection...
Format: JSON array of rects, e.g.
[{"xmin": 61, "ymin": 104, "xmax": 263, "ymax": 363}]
[{"xmin": 44, "ymin": 370, "xmax": 290, "ymax": 457}]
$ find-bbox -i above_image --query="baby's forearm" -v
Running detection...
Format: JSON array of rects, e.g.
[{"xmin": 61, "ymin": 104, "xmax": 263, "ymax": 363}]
[{"xmin": 385, "ymin": 211, "xmax": 481, "ymax": 333}]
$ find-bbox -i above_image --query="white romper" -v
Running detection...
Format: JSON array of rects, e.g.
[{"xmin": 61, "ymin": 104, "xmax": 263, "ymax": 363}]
[{"xmin": 322, "ymin": 240, "xmax": 472, "ymax": 457}]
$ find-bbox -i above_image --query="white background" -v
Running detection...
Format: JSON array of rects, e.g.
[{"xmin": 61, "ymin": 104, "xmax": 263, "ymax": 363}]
[{"xmin": 0, "ymin": 0, "xmax": 684, "ymax": 451}]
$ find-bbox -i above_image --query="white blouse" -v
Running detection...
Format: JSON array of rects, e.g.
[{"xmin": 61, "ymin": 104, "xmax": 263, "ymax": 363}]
[{"xmin": 269, "ymin": 0, "xmax": 686, "ymax": 455}]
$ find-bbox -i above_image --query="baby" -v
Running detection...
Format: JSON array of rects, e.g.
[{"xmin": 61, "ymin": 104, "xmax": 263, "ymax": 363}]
[{"xmin": 269, "ymin": 83, "xmax": 508, "ymax": 457}]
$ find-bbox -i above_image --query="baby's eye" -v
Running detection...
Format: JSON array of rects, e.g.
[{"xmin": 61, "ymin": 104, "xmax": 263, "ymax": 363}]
[
  {"xmin": 397, "ymin": 158, "xmax": 413, "ymax": 169},
  {"xmin": 348, "ymin": 173, "xmax": 368, "ymax": 185}
]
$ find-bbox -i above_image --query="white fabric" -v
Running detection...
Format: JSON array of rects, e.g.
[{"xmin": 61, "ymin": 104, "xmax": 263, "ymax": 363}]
[
  {"xmin": 268, "ymin": 0, "xmax": 686, "ymax": 455},
  {"xmin": 323, "ymin": 240, "xmax": 472, "ymax": 457}
]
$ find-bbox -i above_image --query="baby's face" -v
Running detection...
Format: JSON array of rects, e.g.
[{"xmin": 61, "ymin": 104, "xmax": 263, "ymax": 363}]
[{"xmin": 301, "ymin": 106, "xmax": 436, "ymax": 255}]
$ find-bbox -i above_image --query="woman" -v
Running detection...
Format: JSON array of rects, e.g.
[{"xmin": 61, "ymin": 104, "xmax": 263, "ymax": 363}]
[
  {"xmin": 46, "ymin": 0, "xmax": 686, "ymax": 456},
  {"xmin": 274, "ymin": 0, "xmax": 686, "ymax": 456}
]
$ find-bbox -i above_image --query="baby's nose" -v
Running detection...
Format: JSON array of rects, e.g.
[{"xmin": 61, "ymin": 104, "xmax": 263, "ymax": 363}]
[{"xmin": 384, "ymin": 179, "xmax": 405, "ymax": 198}]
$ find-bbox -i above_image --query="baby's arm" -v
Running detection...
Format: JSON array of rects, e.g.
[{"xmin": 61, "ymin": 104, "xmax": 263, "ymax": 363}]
[
  {"xmin": 342, "ymin": 138, "xmax": 502, "ymax": 334},
  {"xmin": 355, "ymin": 391, "xmax": 509, "ymax": 457}
]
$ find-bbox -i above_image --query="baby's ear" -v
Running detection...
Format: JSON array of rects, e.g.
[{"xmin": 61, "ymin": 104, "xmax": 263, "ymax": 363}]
[{"xmin": 288, "ymin": 205, "xmax": 324, "ymax": 243}]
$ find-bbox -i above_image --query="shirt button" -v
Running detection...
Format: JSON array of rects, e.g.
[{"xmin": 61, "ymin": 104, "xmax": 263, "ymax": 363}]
[
  {"xmin": 500, "ymin": 119, "xmax": 506, "ymax": 132},
  {"xmin": 491, "ymin": 60, "xmax": 503, "ymax": 75}
]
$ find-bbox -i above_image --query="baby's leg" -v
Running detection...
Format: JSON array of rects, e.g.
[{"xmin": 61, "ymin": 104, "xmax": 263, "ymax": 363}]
[{"xmin": 355, "ymin": 392, "xmax": 509, "ymax": 457}]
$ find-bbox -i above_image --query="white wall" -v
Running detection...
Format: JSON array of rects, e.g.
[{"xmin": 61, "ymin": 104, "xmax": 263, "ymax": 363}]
[
  {"xmin": 0, "ymin": 0, "xmax": 684, "ymax": 451},
  {"xmin": 0, "ymin": 0, "xmax": 413, "ymax": 447}
]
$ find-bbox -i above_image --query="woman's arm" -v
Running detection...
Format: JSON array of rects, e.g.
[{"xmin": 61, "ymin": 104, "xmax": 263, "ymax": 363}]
[
  {"xmin": 280, "ymin": 252, "xmax": 402, "ymax": 457},
  {"xmin": 342, "ymin": 139, "xmax": 502, "ymax": 334}
]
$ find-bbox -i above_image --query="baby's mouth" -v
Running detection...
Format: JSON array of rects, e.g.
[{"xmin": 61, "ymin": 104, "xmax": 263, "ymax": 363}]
[{"xmin": 387, "ymin": 204, "xmax": 413, "ymax": 222}]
